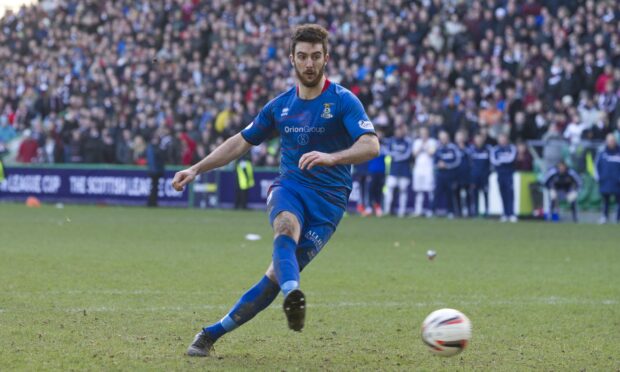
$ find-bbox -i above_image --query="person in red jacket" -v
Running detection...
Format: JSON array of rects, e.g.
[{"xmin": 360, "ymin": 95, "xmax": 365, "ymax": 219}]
[
  {"xmin": 179, "ymin": 131, "xmax": 197, "ymax": 165},
  {"xmin": 17, "ymin": 131, "xmax": 39, "ymax": 163},
  {"xmin": 594, "ymin": 65, "xmax": 613, "ymax": 94}
]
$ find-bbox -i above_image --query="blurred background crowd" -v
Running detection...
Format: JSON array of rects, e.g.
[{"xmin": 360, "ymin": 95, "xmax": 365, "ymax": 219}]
[{"xmin": 1, "ymin": 0, "xmax": 620, "ymax": 170}]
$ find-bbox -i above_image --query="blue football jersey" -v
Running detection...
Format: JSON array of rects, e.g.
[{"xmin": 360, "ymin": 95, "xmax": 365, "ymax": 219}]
[{"xmin": 241, "ymin": 80, "xmax": 375, "ymax": 202}]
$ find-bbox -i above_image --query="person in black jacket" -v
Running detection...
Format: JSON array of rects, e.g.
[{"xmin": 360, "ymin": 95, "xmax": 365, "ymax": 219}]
[
  {"xmin": 146, "ymin": 133, "xmax": 166, "ymax": 207},
  {"xmin": 543, "ymin": 161, "xmax": 581, "ymax": 222}
]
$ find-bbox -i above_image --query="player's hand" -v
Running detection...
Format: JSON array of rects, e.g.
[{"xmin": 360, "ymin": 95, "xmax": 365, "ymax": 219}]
[
  {"xmin": 298, "ymin": 151, "xmax": 336, "ymax": 170},
  {"xmin": 438, "ymin": 161, "xmax": 446, "ymax": 169},
  {"xmin": 172, "ymin": 168, "xmax": 197, "ymax": 191}
]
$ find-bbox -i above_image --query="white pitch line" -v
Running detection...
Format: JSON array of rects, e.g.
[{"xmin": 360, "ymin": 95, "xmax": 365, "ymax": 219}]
[
  {"xmin": 0, "ymin": 298, "xmax": 616, "ymax": 314},
  {"xmin": 0, "ymin": 289, "xmax": 237, "ymax": 296}
]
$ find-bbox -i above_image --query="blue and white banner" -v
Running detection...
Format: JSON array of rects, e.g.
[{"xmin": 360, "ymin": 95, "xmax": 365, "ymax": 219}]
[
  {"xmin": 0, "ymin": 166, "xmax": 189, "ymax": 206},
  {"xmin": 0, "ymin": 164, "xmax": 535, "ymax": 216}
]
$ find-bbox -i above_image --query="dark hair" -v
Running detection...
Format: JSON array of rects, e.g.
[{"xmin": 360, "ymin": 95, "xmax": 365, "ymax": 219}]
[{"xmin": 290, "ymin": 24, "xmax": 329, "ymax": 55}]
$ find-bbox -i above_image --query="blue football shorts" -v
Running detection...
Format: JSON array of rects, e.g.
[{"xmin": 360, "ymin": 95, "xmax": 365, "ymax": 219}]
[{"xmin": 267, "ymin": 179, "xmax": 345, "ymax": 270}]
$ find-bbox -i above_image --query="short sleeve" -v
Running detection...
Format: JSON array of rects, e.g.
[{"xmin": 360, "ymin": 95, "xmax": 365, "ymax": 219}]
[
  {"xmin": 341, "ymin": 91, "xmax": 375, "ymax": 141},
  {"xmin": 241, "ymin": 102, "xmax": 277, "ymax": 146}
]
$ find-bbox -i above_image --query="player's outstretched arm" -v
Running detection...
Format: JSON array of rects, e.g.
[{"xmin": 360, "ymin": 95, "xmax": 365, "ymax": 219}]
[
  {"xmin": 299, "ymin": 133, "xmax": 380, "ymax": 170},
  {"xmin": 172, "ymin": 133, "xmax": 253, "ymax": 191}
]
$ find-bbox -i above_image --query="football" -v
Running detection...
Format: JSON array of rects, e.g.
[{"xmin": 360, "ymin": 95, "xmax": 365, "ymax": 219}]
[{"xmin": 421, "ymin": 308, "xmax": 472, "ymax": 357}]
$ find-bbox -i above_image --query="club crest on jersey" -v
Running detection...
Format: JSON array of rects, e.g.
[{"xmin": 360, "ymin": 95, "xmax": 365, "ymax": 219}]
[
  {"xmin": 281, "ymin": 107, "xmax": 289, "ymax": 117},
  {"xmin": 321, "ymin": 103, "xmax": 333, "ymax": 119}
]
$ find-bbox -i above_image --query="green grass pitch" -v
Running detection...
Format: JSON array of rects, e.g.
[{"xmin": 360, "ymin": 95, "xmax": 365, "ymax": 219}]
[{"xmin": 1, "ymin": 204, "xmax": 619, "ymax": 371}]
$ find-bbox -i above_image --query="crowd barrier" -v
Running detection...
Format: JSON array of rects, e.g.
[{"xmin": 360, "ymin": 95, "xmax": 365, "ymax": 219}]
[
  {"xmin": 0, "ymin": 164, "xmax": 189, "ymax": 207},
  {"xmin": 1, "ymin": 164, "xmax": 549, "ymax": 216}
]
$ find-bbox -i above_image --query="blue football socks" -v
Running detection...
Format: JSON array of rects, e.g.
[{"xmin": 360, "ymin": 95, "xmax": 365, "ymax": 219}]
[
  {"xmin": 201, "ymin": 235, "xmax": 300, "ymax": 342},
  {"xmin": 203, "ymin": 275, "xmax": 279, "ymax": 342},
  {"xmin": 273, "ymin": 235, "xmax": 300, "ymax": 296}
]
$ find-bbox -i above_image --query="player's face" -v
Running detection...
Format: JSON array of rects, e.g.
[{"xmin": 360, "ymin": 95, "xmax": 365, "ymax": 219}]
[
  {"xmin": 607, "ymin": 133, "xmax": 617, "ymax": 148},
  {"xmin": 474, "ymin": 135, "xmax": 483, "ymax": 147},
  {"xmin": 291, "ymin": 42, "xmax": 329, "ymax": 88}
]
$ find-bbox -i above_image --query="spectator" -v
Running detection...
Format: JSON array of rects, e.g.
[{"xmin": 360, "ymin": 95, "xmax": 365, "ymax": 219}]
[
  {"xmin": 65, "ymin": 129, "xmax": 84, "ymax": 163},
  {"xmin": 544, "ymin": 161, "xmax": 581, "ymax": 222},
  {"xmin": 542, "ymin": 123, "xmax": 567, "ymax": 172},
  {"xmin": 0, "ymin": 0, "xmax": 616, "ymax": 170},
  {"xmin": 38, "ymin": 137, "xmax": 56, "ymax": 164},
  {"xmin": 1, "ymin": 0, "xmax": 619, "ymax": 226},
  {"xmin": 510, "ymin": 111, "xmax": 538, "ymax": 143},
  {"xmin": 478, "ymin": 98, "xmax": 503, "ymax": 129},
  {"xmin": 17, "ymin": 130, "xmax": 38, "ymax": 163},
  {"xmin": 595, "ymin": 134, "xmax": 620, "ymax": 224},
  {"xmin": 0, "ymin": 116, "xmax": 16, "ymax": 144},
  {"xmin": 563, "ymin": 114, "xmax": 587, "ymax": 149},
  {"xmin": 115, "ymin": 129, "xmax": 134, "ymax": 164},
  {"xmin": 515, "ymin": 141, "xmax": 534, "ymax": 171},
  {"xmin": 102, "ymin": 129, "xmax": 116, "ymax": 163},
  {"xmin": 491, "ymin": 134, "xmax": 517, "ymax": 222},
  {"xmin": 83, "ymin": 128, "xmax": 104, "ymax": 163},
  {"xmin": 133, "ymin": 136, "xmax": 147, "ymax": 166}
]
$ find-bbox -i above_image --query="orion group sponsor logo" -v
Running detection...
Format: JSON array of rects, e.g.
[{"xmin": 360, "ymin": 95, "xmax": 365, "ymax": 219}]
[
  {"xmin": 283, "ymin": 125, "xmax": 326, "ymax": 146},
  {"xmin": 283, "ymin": 125, "xmax": 326, "ymax": 134}
]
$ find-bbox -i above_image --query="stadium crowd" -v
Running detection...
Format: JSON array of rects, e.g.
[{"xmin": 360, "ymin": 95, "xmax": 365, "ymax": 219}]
[{"xmin": 1, "ymin": 0, "xmax": 620, "ymax": 219}]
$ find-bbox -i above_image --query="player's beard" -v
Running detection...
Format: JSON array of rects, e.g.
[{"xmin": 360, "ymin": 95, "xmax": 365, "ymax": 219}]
[{"xmin": 294, "ymin": 62, "xmax": 325, "ymax": 88}]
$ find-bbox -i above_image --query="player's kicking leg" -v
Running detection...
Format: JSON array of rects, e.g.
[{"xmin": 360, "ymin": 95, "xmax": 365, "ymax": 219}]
[
  {"xmin": 187, "ymin": 273, "xmax": 281, "ymax": 356},
  {"xmin": 187, "ymin": 212, "xmax": 305, "ymax": 356},
  {"xmin": 271, "ymin": 211, "xmax": 306, "ymax": 332}
]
